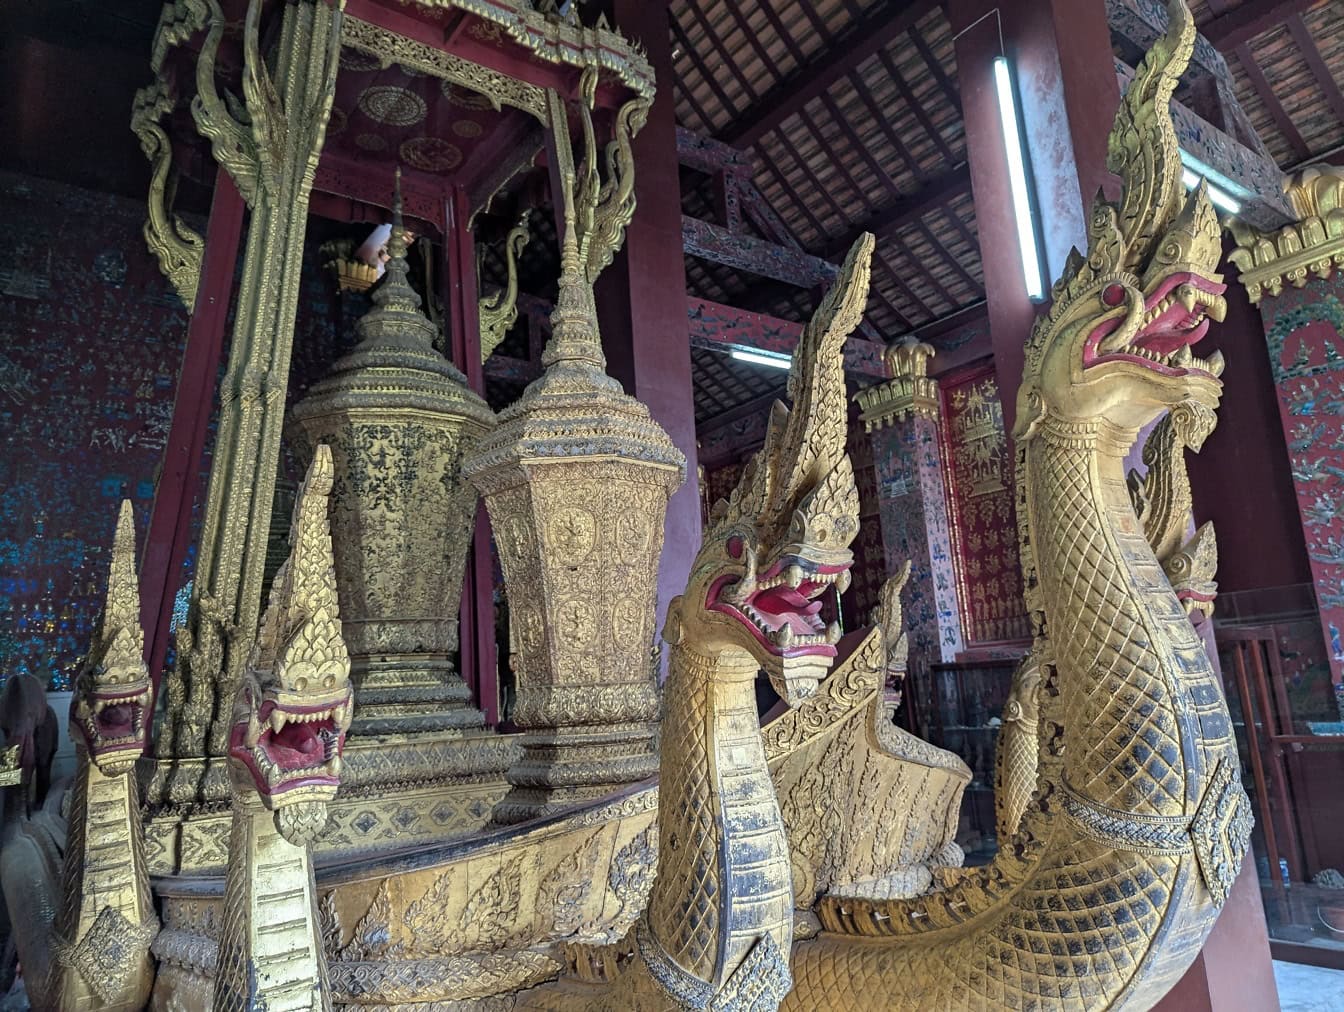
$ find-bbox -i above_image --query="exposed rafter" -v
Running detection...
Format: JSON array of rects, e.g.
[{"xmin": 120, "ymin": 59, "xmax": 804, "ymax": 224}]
[
  {"xmin": 1201, "ymin": 0, "xmax": 1317, "ymax": 51},
  {"xmin": 718, "ymin": 0, "xmax": 942, "ymax": 148},
  {"xmin": 824, "ymin": 164, "xmax": 972, "ymax": 257},
  {"xmin": 686, "ymin": 296, "xmax": 886, "ymax": 377},
  {"xmin": 683, "ymin": 215, "xmax": 838, "ymax": 287}
]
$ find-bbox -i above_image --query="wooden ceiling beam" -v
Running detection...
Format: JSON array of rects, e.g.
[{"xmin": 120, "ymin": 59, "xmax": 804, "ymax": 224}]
[
  {"xmin": 1233, "ymin": 42, "xmax": 1312, "ymax": 161},
  {"xmin": 687, "ymin": 296, "xmax": 887, "ymax": 377},
  {"xmin": 823, "ymin": 163, "xmax": 972, "ymax": 257},
  {"xmin": 676, "ymin": 126, "xmax": 756, "ymax": 177},
  {"xmin": 1285, "ymin": 15, "xmax": 1344, "ymax": 139},
  {"xmin": 1201, "ymin": 0, "xmax": 1317, "ymax": 51},
  {"xmin": 683, "ymin": 215, "xmax": 838, "ymax": 288},
  {"xmin": 719, "ymin": 0, "xmax": 942, "ymax": 148}
]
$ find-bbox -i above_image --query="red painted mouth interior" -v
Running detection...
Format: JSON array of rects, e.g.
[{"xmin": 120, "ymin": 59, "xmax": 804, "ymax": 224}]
[
  {"xmin": 230, "ymin": 696, "xmax": 346, "ymax": 796},
  {"xmin": 708, "ymin": 559, "xmax": 849, "ymax": 657},
  {"xmin": 96, "ymin": 704, "xmax": 137, "ymax": 739},
  {"xmin": 265, "ymin": 719, "xmax": 337, "ymax": 771},
  {"xmin": 1086, "ymin": 272, "xmax": 1226, "ymax": 374}
]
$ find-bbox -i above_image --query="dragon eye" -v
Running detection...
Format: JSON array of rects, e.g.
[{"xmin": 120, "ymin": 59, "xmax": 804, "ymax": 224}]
[
  {"xmin": 1102, "ymin": 284, "xmax": 1126, "ymax": 307},
  {"xmin": 727, "ymin": 536, "xmax": 743, "ymax": 559}
]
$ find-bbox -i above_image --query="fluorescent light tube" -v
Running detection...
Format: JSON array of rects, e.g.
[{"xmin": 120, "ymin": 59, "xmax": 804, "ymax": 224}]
[
  {"xmin": 993, "ymin": 57, "xmax": 1045, "ymax": 301},
  {"xmin": 731, "ymin": 349, "xmax": 792, "ymax": 370},
  {"xmin": 1181, "ymin": 167, "xmax": 1242, "ymax": 215}
]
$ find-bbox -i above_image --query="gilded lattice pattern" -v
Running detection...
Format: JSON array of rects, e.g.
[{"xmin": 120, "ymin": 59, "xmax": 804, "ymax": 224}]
[{"xmin": 785, "ymin": 4, "xmax": 1250, "ymax": 1007}]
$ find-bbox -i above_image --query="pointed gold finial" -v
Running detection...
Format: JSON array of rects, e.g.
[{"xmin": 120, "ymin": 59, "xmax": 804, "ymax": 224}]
[{"xmin": 102, "ymin": 500, "xmax": 144, "ymax": 654}]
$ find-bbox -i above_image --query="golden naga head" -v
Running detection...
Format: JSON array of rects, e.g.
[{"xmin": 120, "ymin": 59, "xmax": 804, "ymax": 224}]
[
  {"xmin": 1015, "ymin": 0, "xmax": 1226, "ymax": 442},
  {"xmin": 70, "ymin": 501, "xmax": 153, "ymax": 776},
  {"xmin": 229, "ymin": 447, "xmax": 353, "ymax": 845},
  {"xmin": 667, "ymin": 236, "xmax": 871, "ymax": 704}
]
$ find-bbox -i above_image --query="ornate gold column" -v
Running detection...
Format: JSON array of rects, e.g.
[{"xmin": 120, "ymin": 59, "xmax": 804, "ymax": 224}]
[
  {"xmin": 464, "ymin": 78, "xmax": 685, "ymax": 823},
  {"xmin": 153, "ymin": 0, "xmax": 343, "ymax": 799},
  {"xmin": 290, "ymin": 175, "xmax": 497, "ymax": 734},
  {"xmin": 855, "ymin": 340, "xmax": 963, "ymax": 713}
]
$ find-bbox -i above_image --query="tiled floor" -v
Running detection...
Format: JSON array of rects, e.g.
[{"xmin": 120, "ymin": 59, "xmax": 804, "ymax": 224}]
[{"xmin": 1275, "ymin": 959, "xmax": 1344, "ymax": 1012}]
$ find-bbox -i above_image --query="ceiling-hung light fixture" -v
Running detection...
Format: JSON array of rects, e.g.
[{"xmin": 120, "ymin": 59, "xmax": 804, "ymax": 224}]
[
  {"xmin": 1180, "ymin": 167, "xmax": 1243, "ymax": 215},
  {"xmin": 993, "ymin": 56, "xmax": 1046, "ymax": 302},
  {"xmin": 1178, "ymin": 149, "xmax": 1246, "ymax": 215},
  {"xmin": 731, "ymin": 349, "xmax": 792, "ymax": 370}
]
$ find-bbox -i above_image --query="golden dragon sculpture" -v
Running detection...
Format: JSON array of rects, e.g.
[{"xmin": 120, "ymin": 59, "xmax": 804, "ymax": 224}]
[
  {"xmin": 784, "ymin": 3, "xmax": 1252, "ymax": 1007},
  {"xmin": 1, "ymin": 501, "xmax": 159, "ymax": 1011},
  {"xmin": 516, "ymin": 229, "xmax": 879, "ymax": 1010},
  {"xmin": 208, "ymin": 446, "xmax": 353, "ymax": 1011}
]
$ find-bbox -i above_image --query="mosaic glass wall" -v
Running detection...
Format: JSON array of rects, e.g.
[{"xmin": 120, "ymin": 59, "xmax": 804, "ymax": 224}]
[{"xmin": 0, "ymin": 171, "xmax": 192, "ymax": 688}]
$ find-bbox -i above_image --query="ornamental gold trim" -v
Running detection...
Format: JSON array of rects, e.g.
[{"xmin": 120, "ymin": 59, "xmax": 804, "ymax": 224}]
[
  {"xmin": 397, "ymin": 0, "xmax": 654, "ymax": 101},
  {"xmin": 1229, "ymin": 165, "xmax": 1344, "ymax": 303},
  {"xmin": 855, "ymin": 339, "xmax": 939, "ymax": 430},
  {"xmin": 341, "ymin": 16, "xmax": 548, "ymax": 120}
]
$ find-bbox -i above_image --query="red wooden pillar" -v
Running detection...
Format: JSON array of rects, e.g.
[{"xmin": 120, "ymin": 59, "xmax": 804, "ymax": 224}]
[
  {"xmin": 139, "ymin": 168, "xmax": 245, "ymax": 708},
  {"xmin": 443, "ymin": 184, "xmax": 499, "ymax": 725},
  {"xmin": 950, "ymin": 0, "xmax": 1118, "ymax": 435},
  {"xmin": 598, "ymin": 0, "xmax": 701, "ymax": 666}
]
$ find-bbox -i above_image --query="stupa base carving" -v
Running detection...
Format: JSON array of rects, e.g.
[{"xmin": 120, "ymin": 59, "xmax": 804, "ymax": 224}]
[
  {"xmin": 350, "ymin": 657, "xmax": 488, "ymax": 734},
  {"xmin": 140, "ymin": 730, "xmax": 519, "ymax": 875},
  {"xmin": 494, "ymin": 721, "xmax": 659, "ymax": 824}
]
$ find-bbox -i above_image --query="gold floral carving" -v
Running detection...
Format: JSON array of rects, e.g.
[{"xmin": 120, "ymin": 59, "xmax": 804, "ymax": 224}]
[
  {"xmin": 1229, "ymin": 165, "xmax": 1344, "ymax": 302},
  {"xmin": 856, "ymin": 338, "xmax": 939, "ymax": 430},
  {"xmin": 132, "ymin": 75, "xmax": 204, "ymax": 309},
  {"xmin": 479, "ymin": 211, "xmax": 532, "ymax": 361},
  {"xmin": 367, "ymin": 0, "xmax": 653, "ymax": 101},
  {"xmin": 290, "ymin": 172, "xmax": 497, "ymax": 735},
  {"xmin": 14, "ymin": 502, "xmax": 160, "ymax": 1012},
  {"xmin": 158, "ymin": 0, "xmax": 343, "ymax": 777},
  {"xmin": 463, "ymin": 72, "xmax": 679, "ymax": 821},
  {"xmin": 341, "ymin": 16, "xmax": 548, "ymax": 120},
  {"xmin": 399, "ymin": 136, "xmax": 463, "ymax": 172},
  {"xmin": 356, "ymin": 84, "xmax": 427, "ymax": 126},
  {"xmin": 786, "ymin": 4, "xmax": 1250, "ymax": 1006}
]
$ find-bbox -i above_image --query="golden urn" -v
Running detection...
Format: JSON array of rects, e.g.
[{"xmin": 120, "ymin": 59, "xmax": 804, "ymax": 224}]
[{"xmin": 290, "ymin": 183, "xmax": 496, "ymax": 733}]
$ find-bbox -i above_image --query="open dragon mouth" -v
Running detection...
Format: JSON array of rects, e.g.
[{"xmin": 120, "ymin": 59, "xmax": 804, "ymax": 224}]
[
  {"xmin": 77, "ymin": 686, "xmax": 151, "ymax": 758},
  {"xmin": 708, "ymin": 558, "xmax": 852, "ymax": 657},
  {"xmin": 1086, "ymin": 273, "xmax": 1228, "ymax": 376},
  {"xmin": 230, "ymin": 695, "xmax": 350, "ymax": 800}
]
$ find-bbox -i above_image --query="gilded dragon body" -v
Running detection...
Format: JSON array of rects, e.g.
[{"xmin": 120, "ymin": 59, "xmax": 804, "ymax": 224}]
[
  {"xmin": 4, "ymin": 501, "xmax": 158, "ymax": 1012},
  {"xmin": 212, "ymin": 446, "xmax": 353, "ymax": 1012},
  {"xmin": 784, "ymin": 3, "xmax": 1252, "ymax": 1007}
]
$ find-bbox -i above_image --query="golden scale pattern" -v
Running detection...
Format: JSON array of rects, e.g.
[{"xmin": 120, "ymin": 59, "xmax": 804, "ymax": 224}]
[{"xmin": 49, "ymin": 0, "xmax": 1260, "ymax": 1008}]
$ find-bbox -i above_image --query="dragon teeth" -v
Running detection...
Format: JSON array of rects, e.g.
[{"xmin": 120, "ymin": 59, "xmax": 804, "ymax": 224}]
[
  {"xmin": 835, "ymin": 570, "xmax": 851, "ymax": 594},
  {"xmin": 775, "ymin": 625, "xmax": 796, "ymax": 649},
  {"xmin": 826, "ymin": 622, "xmax": 842, "ymax": 645},
  {"xmin": 784, "ymin": 565, "xmax": 804, "ymax": 589}
]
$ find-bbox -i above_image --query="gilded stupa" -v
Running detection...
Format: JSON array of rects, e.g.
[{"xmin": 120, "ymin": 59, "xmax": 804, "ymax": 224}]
[{"xmin": 291, "ymin": 170, "xmax": 497, "ymax": 734}]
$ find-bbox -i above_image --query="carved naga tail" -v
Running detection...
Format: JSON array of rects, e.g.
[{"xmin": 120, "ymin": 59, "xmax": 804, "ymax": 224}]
[{"xmin": 787, "ymin": 3, "xmax": 1252, "ymax": 1008}]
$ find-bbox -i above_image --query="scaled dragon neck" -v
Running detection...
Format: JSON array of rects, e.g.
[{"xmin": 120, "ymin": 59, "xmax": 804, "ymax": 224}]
[
  {"xmin": 641, "ymin": 640, "xmax": 792, "ymax": 1003},
  {"xmin": 215, "ymin": 790, "xmax": 330, "ymax": 1012}
]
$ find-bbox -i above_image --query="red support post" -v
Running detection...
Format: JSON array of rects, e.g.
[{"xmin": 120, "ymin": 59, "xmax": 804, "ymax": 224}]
[
  {"xmin": 443, "ymin": 184, "xmax": 499, "ymax": 725},
  {"xmin": 950, "ymin": 0, "xmax": 1118, "ymax": 436},
  {"xmin": 139, "ymin": 168, "xmax": 245, "ymax": 712},
  {"xmin": 599, "ymin": 0, "xmax": 702, "ymax": 669}
]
